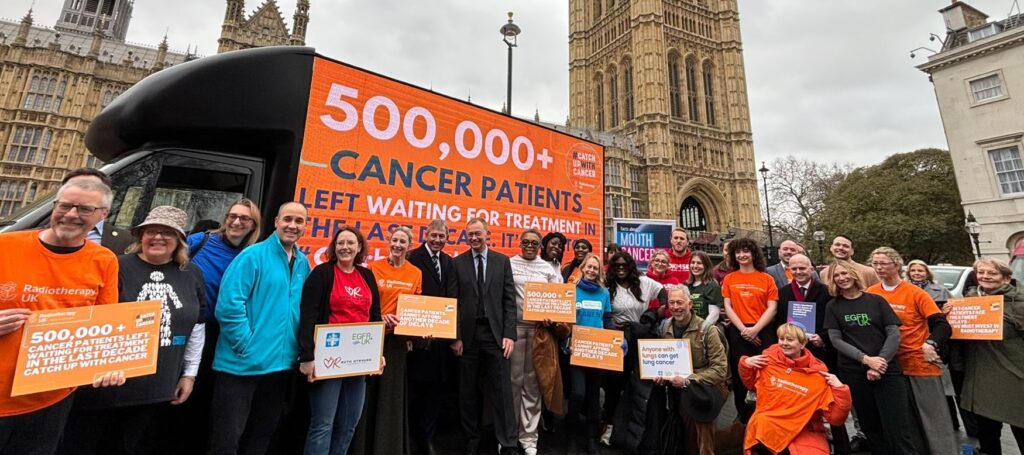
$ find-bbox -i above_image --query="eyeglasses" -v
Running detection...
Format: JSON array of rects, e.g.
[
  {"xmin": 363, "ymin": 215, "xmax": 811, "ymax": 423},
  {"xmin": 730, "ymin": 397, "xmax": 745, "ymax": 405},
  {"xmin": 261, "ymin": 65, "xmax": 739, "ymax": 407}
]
[
  {"xmin": 53, "ymin": 201, "xmax": 105, "ymax": 216},
  {"xmin": 611, "ymin": 262, "xmax": 628, "ymax": 269},
  {"xmin": 520, "ymin": 240, "xmax": 540, "ymax": 247},
  {"xmin": 143, "ymin": 228, "xmax": 177, "ymax": 238},
  {"xmin": 226, "ymin": 214, "xmax": 254, "ymax": 224}
]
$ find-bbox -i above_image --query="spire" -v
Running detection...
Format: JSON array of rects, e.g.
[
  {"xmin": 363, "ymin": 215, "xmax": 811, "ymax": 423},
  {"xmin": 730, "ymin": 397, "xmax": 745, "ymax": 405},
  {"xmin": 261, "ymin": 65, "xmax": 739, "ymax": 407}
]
[
  {"xmin": 155, "ymin": 31, "xmax": 169, "ymax": 68},
  {"xmin": 534, "ymin": 108, "xmax": 540, "ymax": 122},
  {"xmin": 88, "ymin": 12, "xmax": 104, "ymax": 58},
  {"xmin": 290, "ymin": 0, "xmax": 309, "ymax": 45},
  {"xmin": 14, "ymin": 7, "xmax": 33, "ymax": 46},
  {"xmin": 501, "ymin": 102, "xmax": 508, "ymax": 114}
]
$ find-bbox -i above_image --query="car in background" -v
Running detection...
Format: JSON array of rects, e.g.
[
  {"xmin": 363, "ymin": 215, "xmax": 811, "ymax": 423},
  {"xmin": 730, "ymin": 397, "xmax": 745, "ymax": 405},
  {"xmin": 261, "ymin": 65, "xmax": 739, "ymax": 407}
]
[{"xmin": 929, "ymin": 264, "xmax": 972, "ymax": 298}]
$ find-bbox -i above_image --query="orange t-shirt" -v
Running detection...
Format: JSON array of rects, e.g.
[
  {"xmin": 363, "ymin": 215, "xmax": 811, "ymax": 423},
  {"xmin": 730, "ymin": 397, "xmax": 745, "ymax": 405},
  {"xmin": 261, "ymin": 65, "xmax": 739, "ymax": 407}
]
[
  {"xmin": 866, "ymin": 281, "xmax": 942, "ymax": 376},
  {"xmin": 721, "ymin": 271, "xmax": 779, "ymax": 325},
  {"xmin": 368, "ymin": 259, "xmax": 423, "ymax": 315},
  {"xmin": 743, "ymin": 360, "xmax": 835, "ymax": 453},
  {"xmin": 0, "ymin": 230, "xmax": 118, "ymax": 417}
]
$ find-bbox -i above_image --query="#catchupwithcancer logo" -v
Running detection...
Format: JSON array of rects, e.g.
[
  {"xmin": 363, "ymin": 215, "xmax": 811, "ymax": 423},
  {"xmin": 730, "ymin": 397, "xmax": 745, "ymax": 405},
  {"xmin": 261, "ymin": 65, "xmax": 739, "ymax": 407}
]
[
  {"xmin": 565, "ymin": 142, "xmax": 601, "ymax": 194},
  {"xmin": 0, "ymin": 281, "xmax": 16, "ymax": 303}
]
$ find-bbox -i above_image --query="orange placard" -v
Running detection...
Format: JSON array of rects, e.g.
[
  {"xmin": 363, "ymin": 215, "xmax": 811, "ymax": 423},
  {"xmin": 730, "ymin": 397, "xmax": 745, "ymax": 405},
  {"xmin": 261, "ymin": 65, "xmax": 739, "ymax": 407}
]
[
  {"xmin": 947, "ymin": 295, "xmax": 1004, "ymax": 340},
  {"xmin": 522, "ymin": 282, "xmax": 576, "ymax": 323},
  {"xmin": 295, "ymin": 57, "xmax": 604, "ymax": 265},
  {"xmin": 394, "ymin": 294, "xmax": 458, "ymax": 339},
  {"xmin": 12, "ymin": 300, "xmax": 162, "ymax": 396},
  {"xmin": 570, "ymin": 326, "xmax": 625, "ymax": 372}
]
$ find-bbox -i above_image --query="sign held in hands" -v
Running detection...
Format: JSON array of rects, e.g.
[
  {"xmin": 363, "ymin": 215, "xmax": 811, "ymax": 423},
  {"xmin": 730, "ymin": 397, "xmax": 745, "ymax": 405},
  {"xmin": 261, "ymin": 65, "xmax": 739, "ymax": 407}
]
[{"xmin": 522, "ymin": 282, "xmax": 576, "ymax": 323}]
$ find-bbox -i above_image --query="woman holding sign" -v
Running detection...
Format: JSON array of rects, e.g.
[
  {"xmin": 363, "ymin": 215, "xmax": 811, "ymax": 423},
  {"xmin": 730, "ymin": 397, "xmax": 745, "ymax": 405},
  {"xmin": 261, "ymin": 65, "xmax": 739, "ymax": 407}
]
[
  {"xmin": 720, "ymin": 238, "xmax": 778, "ymax": 423},
  {"xmin": 739, "ymin": 324, "xmax": 851, "ymax": 455},
  {"xmin": 298, "ymin": 226, "xmax": 382, "ymax": 455},
  {"xmin": 567, "ymin": 253, "xmax": 613, "ymax": 454},
  {"xmin": 351, "ymin": 227, "xmax": 422, "ymax": 455},
  {"xmin": 59, "ymin": 206, "xmax": 206, "ymax": 455},
  {"xmin": 961, "ymin": 257, "xmax": 1024, "ymax": 455},
  {"xmin": 509, "ymin": 229, "xmax": 565, "ymax": 455}
]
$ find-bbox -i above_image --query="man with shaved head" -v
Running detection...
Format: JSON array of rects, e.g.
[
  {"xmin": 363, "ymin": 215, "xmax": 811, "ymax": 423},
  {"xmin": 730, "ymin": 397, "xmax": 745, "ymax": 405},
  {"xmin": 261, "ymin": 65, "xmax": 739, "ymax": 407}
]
[
  {"xmin": 766, "ymin": 240, "xmax": 809, "ymax": 290},
  {"xmin": 208, "ymin": 202, "xmax": 311, "ymax": 454},
  {"xmin": 775, "ymin": 253, "xmax": 851, "ymax": 453}
]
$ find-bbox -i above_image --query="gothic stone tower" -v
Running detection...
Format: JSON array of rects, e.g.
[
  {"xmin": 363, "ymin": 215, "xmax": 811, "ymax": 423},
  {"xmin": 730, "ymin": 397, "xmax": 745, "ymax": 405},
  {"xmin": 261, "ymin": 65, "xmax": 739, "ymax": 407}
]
[
  {"xmin": 217, "ymin": 0, "xmax": 310, "ymax": 53},
  {"xmin": 568, "ymin": 0, "xmax": 762, "ymax": 233}
]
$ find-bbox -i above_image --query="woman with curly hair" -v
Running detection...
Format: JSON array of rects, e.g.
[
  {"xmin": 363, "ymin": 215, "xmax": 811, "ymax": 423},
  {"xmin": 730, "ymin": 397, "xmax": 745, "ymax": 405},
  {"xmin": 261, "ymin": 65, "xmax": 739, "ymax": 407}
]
[
  {"xmin": 600, "ymin": 251, "xmax": 666, "ymax": 446},
  {"xmin": 721, "ymin": 237, "xmax": 778, "ymax": 423}
]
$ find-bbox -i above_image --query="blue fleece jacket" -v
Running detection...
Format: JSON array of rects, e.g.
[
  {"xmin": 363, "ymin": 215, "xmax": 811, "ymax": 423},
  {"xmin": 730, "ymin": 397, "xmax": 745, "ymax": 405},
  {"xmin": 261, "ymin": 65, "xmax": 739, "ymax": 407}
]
[
  {"xmin": 213, "ymin": 232, "xmax": 311, "ymax": 376},
  {"xmin": 187, "ymin": 232, "xmax": 245, "ymax": 321}
]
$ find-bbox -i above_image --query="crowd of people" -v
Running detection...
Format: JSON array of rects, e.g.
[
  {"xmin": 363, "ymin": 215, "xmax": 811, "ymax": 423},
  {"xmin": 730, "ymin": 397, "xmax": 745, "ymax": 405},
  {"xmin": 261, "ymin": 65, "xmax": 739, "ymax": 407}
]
[{"xmin": 0, "ymin": 168, "xmax": 1023, "ymax": 455}]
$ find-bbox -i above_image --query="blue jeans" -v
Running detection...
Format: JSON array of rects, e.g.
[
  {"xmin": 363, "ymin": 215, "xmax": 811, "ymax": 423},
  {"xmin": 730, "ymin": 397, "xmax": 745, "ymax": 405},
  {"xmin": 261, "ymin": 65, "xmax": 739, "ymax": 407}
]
[{"xmin": 304, "ymin": 376, "xmax": 366, "ymax": 455}]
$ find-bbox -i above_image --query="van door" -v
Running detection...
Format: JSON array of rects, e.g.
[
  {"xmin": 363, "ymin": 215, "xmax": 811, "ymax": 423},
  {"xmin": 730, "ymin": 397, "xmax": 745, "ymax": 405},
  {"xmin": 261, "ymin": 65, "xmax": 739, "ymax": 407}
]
[
  {"xmin": 107, "ymin": 149, "xmax": 263, "ymax": 233},
  {"xmin": 0, "ymin": 149, "xmax": 263, "ymax": 234}
]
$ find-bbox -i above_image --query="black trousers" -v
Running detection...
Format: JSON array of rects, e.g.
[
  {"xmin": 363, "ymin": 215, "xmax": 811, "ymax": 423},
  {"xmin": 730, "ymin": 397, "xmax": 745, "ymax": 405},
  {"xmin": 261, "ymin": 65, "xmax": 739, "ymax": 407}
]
[
  {"xmin": 0, "ymin": 394, "xmax": 73, "ymax": 455},
  {"xmin": 170, "ymin": 319, "xmax": 220, "ymax": 453},
  {"xmin": 58, "ymin": 402, "xmax": 160, "ymax": 455},
  {"xmin": 725, "ymin": 324, "xmax": 772, "ymax": 423},
  {"xmin": 207, "ymin": 370, "xmax": 291, "ymax": 455},
  {"xmin": 975, "ymin": 414, "xmax": 1024, "ymax": 455},
  {"xmin": 839, "ymin": 371, "xmax": 922, "ymax": 455},
  {"xmin": 409, "ymin": 375, "xmax": 443, "ymax": 446},
  {"xmin": 459, "ymin": 320, "xmax": 516, "ymax": 450}
]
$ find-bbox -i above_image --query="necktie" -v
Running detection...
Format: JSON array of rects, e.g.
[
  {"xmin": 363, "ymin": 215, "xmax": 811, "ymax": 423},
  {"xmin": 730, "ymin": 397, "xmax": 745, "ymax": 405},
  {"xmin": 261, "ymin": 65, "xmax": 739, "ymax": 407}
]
[
  {"xmin": 476, "ymin": 254, "xmax": 485, "ymax": 318},
  {"xmin": 800, "ymin": 286, "xmax": 807, "ymax": 295},
  {"xmin": 431, "ymin": 254, "xmax": 441, "ymax": 282}
]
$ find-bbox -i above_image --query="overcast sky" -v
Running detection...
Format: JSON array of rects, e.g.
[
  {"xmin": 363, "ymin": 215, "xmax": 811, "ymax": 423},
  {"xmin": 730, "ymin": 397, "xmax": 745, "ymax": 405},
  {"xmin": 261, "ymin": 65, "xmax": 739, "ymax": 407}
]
[{"xmin": 4, "ymin": 0, "xmax": 1015, "ymax": 167}]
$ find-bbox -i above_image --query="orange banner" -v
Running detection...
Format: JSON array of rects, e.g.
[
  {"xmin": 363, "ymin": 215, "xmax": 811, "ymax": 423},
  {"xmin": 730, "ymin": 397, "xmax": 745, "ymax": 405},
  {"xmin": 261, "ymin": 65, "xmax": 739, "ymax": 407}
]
[
  {"xmin": 522, "ymin": 282, "xmax": 576, "ymax": 323},
  {"xmin": 569, "ymin": 326, "xmax": 624, "ymax": 372},
  {"xmin": 296, "ymin": 57, "xmax": 604, "ymax": 264},
  {"xmin": 394, "ymin": 294, "xmax": 458, "ymax": 339},
  {"xmin": 947, "ymin": 295, "xmax": 1004, "ymax": 340},
  {"xmin": 12, "ymin": 300, "xmax": 162, "ymax": 396}
]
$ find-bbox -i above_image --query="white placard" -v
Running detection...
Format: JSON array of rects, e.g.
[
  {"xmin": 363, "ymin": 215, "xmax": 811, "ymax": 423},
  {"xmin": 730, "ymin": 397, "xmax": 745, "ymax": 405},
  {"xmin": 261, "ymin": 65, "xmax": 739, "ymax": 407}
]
[
  {"xmin": 313, "ymin": 322, "xmax": 386, "ymax": 380},
  {"xmin": 638, "ymin": 339, "xmax": 693, "ymax": 380}
]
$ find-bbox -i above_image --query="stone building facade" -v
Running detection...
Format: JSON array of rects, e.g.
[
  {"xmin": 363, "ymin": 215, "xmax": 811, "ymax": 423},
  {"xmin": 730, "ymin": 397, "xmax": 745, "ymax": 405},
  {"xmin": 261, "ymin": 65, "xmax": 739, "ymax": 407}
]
[
  {"xmin": 567, "ymin": 0, "xmax": 763, "ymax": 240},
  {"xmin": 917, "ymin": 1, "xmax": 1024, "ymax": 257},
  {"xmin": 0, "ymin": 1, "xmax": 191, "ymax": 219},
  {"xmin": 217, "ymin": 0, "xmax": 309, "ymax": 53}
]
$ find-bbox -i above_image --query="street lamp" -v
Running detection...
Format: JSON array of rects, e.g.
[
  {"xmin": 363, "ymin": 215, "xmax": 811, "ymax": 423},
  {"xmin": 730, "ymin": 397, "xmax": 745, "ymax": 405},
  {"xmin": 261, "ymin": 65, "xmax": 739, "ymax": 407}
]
[
  {"xmin": 758, "ymin": 161, "xmax": 775, "ymax": 262},
  {"xmin": 965, "ymin": 211, "xmax": 982, "ymax": 258},
  {"xmin": 813, "ymin": 226, "xmax": 826, "ymax": 265},
  {"xmin": 500, "ymin": 12, "xmax": 521, "ymax": 117}
]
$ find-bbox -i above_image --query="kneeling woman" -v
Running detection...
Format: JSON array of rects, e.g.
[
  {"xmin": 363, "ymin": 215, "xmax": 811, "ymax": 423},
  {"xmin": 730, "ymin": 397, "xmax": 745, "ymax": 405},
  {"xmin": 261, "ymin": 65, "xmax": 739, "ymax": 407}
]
[
  {"xmin": 299, "ymin": 226, "xmax": 382, "ymax": 455},
  {"xmin": 740, "ymin": 324, "xmax": 851, "ymax": 455},
  {"xmin": 60, "ymin": 206, "xmax": 206, "ymax": 455}
]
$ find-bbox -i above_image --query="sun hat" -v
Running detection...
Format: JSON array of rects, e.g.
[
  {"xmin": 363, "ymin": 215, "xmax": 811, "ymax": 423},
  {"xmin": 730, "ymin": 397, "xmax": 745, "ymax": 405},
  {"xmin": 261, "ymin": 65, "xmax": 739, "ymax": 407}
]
[{"xmin": 132, "ymin": 205, "xmax": 188, "ymax": 239}]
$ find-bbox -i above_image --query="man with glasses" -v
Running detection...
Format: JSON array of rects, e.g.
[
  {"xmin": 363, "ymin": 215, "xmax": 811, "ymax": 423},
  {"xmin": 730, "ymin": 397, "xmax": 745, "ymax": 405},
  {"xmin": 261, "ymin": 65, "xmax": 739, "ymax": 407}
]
[
  {"xmin": 0, "ymin": 178, "xmax": 124, "ymax": 455},
  {"xmin": 61, "ymin": 168, "xmax": 132, "ymax": 254},
  {"xmin": 451, "ymin": 218, "xmax": 518, "ymax": 455}
]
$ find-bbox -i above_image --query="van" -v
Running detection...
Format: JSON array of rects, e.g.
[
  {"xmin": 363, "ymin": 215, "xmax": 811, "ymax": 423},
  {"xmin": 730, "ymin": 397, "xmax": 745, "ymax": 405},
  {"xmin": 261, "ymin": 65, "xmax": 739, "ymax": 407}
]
[{"xmin": 0, "ymin": 46, "xmax": 605, "ymax": 260}]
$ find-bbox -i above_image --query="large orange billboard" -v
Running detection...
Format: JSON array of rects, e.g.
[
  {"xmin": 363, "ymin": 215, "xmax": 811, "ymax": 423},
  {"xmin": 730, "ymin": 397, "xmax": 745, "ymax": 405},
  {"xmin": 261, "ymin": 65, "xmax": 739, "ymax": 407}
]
[{"xmin": 296, "ymin": 57, "xmax": 604, "ymax": 262}]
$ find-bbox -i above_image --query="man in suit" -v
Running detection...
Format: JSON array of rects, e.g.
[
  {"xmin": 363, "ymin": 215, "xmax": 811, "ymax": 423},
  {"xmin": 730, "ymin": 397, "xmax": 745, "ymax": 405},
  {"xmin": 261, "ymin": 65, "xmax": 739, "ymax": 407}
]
[
  {"xmin": 407, "ymin": 219, "xmax": 459, "ymax": 455},
  {"xmin": 775, "ymin": 253, "xmax": 850, "ymax": 455},
  {"xmin": 61, "ymin": 168, "xmax": 132, "ymax": 254},
  {"xmin": 450, "ymin": 218, "xmax": 518, "ymax": 455},
  {"xmin": 766, "ymin": 239, "xmax": 804, "ymax": 290}
]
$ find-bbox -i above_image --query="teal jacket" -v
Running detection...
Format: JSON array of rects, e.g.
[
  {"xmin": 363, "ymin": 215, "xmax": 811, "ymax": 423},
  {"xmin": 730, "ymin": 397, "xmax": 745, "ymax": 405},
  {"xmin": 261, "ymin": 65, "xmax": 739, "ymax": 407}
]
[{"xmin": 213, "ymin": 232, "xmax": 311, "ymax": 375}]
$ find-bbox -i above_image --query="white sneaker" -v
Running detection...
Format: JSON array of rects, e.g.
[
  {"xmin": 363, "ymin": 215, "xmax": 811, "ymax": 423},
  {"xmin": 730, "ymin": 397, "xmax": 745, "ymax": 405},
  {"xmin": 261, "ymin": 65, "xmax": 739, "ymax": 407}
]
[
  {"xmin": 600, "ymin": 425, "xmax": 613, "ymax": 446},
  {"xmin": 524, "ymin": 448, "xmax": 538, "ymax": 455}
]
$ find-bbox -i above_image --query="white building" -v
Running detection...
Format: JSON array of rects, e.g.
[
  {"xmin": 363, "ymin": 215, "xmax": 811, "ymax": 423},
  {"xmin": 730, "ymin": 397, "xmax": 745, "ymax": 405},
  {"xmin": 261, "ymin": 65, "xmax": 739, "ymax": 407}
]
[{"xmin": 918, "ymin": 1, "xmax": 1024, "ymax": 257}]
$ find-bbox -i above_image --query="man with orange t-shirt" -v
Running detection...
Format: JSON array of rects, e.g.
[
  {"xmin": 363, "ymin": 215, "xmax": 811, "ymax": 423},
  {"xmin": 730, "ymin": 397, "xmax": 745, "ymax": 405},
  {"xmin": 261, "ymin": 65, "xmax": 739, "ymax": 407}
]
[
  {"xmin": 0, "ymin": 179, "xmax": 122, "ymax": 455},
  {"xmin": 866, "ymin": 247, "xmax": 956, "ymax": 454}
]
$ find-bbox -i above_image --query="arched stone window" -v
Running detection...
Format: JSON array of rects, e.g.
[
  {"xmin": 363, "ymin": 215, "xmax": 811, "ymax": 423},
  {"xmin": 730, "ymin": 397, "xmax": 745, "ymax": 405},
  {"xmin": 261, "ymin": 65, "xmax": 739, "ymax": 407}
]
[
  {"xmin": 685, "ymin": 56, "xmax": 700, "ymax": 123},
  {"xmin": 668, "ymin": 53, "xmax": 683, "ymax": 118},
  {"xmin": 622, "ymin": 58, "xmax": 634, "ymax": 121},
  {"xmin": 679, "ymin": 196, "xmax": 707, "ymax": 231},
  {"xmin": 594, "ymin": 73, "xmax": 605, "ymax": 130},
  {"xmin": 609, "ymin": 67, "xmax": 619, "ymax": 127},
  {"xmin": 703, "ymin": 60, "xmax": 716, "ymax": 126}
]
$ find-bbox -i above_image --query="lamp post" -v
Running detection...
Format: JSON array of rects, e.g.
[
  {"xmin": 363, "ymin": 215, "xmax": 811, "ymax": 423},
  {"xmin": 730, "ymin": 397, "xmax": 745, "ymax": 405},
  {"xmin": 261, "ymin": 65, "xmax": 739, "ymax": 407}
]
[
  {"xmin": 500, "ymin": 12, "xmax": 521, "ymax": 116},
  {"xmin": 813, "ymin": 226, "xmax": 826, "ymax": 265},
  {"xmin": 759, "ymin": 161, "xmax": 775, "ymax": 262},
  {"xmin": 965, "ymin": 211, "xmax": 982, "ymax": 258}
]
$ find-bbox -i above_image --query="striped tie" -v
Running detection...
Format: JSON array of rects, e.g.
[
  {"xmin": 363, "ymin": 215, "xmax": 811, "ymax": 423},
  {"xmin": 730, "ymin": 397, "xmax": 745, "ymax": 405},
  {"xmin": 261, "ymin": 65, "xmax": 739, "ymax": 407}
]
[{"xmin": 431, "ymin": 254, "xmax": 441, "ymax": 281}]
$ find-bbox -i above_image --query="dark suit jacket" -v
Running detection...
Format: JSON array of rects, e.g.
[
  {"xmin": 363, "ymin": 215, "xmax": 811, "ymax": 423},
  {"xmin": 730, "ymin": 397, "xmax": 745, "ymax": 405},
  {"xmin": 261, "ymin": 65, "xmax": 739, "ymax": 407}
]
[
  {"xmin": 776, "ymin": 278, "xmax": 834, "ymax": 365},
  {"xmin": 100, "ymin": 223, "xmax": 133, "ymax": 255},
  {"xmin": 407, "ymin": 243, "xmax": 458, "ymax": 299},
  {"xmin": 454, "ymin": 248, "xmax": 516, "ymax": 344}
]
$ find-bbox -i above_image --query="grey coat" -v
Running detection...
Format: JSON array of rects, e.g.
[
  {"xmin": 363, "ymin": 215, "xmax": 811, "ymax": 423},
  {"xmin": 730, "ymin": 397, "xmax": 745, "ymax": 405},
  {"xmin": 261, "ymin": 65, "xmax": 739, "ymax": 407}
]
[{"xmin": 963, "ymin": 282, "xmax": 1024, "ymax": 428}]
